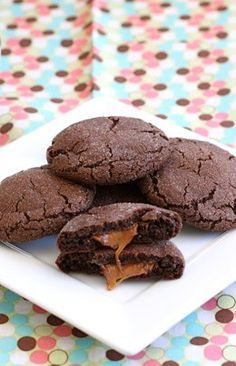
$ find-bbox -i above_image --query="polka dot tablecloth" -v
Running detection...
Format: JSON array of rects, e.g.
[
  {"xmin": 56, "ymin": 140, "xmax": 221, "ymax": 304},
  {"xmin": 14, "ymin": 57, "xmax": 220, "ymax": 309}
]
[{"xmin": 0, "ymin": 0, "xmax": 236, "ymax": 365}]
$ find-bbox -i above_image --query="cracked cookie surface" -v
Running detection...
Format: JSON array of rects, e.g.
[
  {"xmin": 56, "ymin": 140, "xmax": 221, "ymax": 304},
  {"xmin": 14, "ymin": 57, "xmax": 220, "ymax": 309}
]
[
  {"xmin": 139, "ymin": 138, "xmax": 236, "ymax": 231},
  {"xmin": 0, "ymin": 166, "xmax": 95, "ymax": 243},
  {"xmin": 46, "ymin": 116, "xmax": 170, "ymax": 185}
]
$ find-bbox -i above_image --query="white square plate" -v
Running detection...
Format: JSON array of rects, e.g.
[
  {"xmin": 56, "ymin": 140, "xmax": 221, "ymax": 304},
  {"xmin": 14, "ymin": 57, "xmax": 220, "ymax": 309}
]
[{"xmin": 0, "ymin": 97, "xmax": 235, "ymax": 355}]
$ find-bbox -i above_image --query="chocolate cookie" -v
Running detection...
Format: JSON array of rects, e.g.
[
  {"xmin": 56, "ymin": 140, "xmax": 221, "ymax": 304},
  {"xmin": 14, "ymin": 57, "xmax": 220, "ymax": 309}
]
[
  {"xmin": 0, "ymin": 167, "xmax": 95, "ymax": 243},
  {"xmin": 57, "ymin": 203, "xmax": 182, "ymax": 260},
  {"xmin": 56, "ymin": 241, "xmax": 185, "ymax": 290},
  {"xmin": 92, "ymin": 182, "xmax": 147, "ymax": 207},
  {"xmin": 139, "ymin": 138, "xmax": 236, "ymax": 231},
  {"xmin": 46, "ymin": 116, "xmax": 170, "ymax": 185}
]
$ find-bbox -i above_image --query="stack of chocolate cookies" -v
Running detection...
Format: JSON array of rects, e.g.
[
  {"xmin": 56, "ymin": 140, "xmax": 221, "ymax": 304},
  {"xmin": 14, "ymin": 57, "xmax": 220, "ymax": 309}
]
[{"xmin": 1, "ymin": 116, "xmax": 235, "ymax": 290}]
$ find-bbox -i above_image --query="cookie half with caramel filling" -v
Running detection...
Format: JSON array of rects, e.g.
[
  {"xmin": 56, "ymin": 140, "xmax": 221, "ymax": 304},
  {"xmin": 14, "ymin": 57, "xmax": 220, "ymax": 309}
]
[
  {"xmin": 57, "ymin": 203, "xmax": 182, "ymax": 268},
  {"xmin": 56, "ymin": 241, "xmax": 185, "ymax": 290}
]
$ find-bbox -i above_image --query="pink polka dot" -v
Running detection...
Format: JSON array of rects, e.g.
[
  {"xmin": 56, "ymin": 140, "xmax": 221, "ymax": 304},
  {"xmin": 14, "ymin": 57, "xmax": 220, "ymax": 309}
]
[
  {"xmin": 14, "ymin": 48, "xmax": 25, "ymax": 55},
  {"xmin": 128, "ymin": 351, "xmax": 145, "ymax": 360},
  {"xmin": 32, "ymin": 305, "xmax": 47, "ymax": 314},
  {"xmin": 0, "ymin": 134, "xmax": 9, "ymax": 145},
  {"xmin": 204, "ymin": 90, "xmax": 217, "ymax": 97},
  {"xmin": 121, "ymin": 69, "xmax": 132, "ymax": 76},
  {"xmin": 27, "ymin": 64, "xmax": 39, "ymax": 70},
  {"xmin": 141, "ymin": 83, "xmax": 152, "ymax": 91},
  {"xmin": 210, "ymin": 335, "xmax": 228, "ymax": 345},
  {"xmin": 14, "ymin": 112, "xmax": 28, "ymax": 120},
  {"xmin": 143, "ymin": 51, "xmax": 154, "ymax": 60},
  {"xmin": 215, "ymin": 112, "xmax": 228, "ymax": 119},
  {"xmin": 8, "ymin": 78, "xmax": 20, "ymax": 85},
  {"xmin": 144, "ymin": 361, "xmax": 161, "ymax": 366},
  {"xmin": 71, "ymin": 69, "xmax": 82, "ymax": 77},
  {"xmin": 212, "ymin": 49, "xmax": 224, "ymax": 56},
  {"xmin": 147, "ymin": 61, "xmax": 159, "ymax": 68},
  {"xmin": 31, "ymin": 30, "xmax": 43, "ymax": 37},
  {"xmin": 202, "ymin": 297, "xmax": 216, "ymax": 310},
  {"xmin": 207, "ymin": 120, "xmax": 219, "ymax": 127},
  {"xmin": 146, "ymin": 91, "xmax": 158, "ymax": 98},
  {"xmin": 195, "ymin": 127, "xmax": 209, "ymax": 137},
  {"xmin": 213, "ymin": 80, "xmax": 225, "ymax": 88},
  {"xmin": 65, "ymin": 77, "xmax": 77, "ymax": 84},
  {"xmin": 192, "ymin": 66, "xmax": 203, "ymax": 73},
  {"xmin": 7, "ymin": 38, "xmax": 19, "ymax": 47},
  {"xmin": 192, "ymin": 98, "xmax": 204, "ymax": 105},
  {"xmin": 80, "ymin": 89, "xmax": 90, "ymax": 99},
  {"xmin": 204, "ymin": 345, "xmax": 222, "ymax": 361},
  {"xmin": 59, "ymin": 105, "xmax": 71, "ymax": 113},
  {"xmin": 0, "ymin": 99, "xmax": 11, "ymax": 106},
  {"xmin": 203, "ymin": 58, "xmax": 215, "ymax": 65},
  {"xmin": 186, "ymin": 106, "xmax": 200, "ymax": 113},
  {"xmin": 186, "ymin": 75, "xmax": 199, "ymax": 82},
  {"xmin": 54, "ymin": 325, "xmax": 72, "ymax": 336},
  {"xmin": 37, "ymin": 336, "xmax": 56, "ymax": 350},
  {"xmin": 129, "ymin": 76, "xmax": 141, "ymax": 83},
  {"xmin": 131, "ymin": 44, "xmax": 144, "ymax": 51},
  {"xmin": 224, "ymin": 322, "xmax": 236, "ymax": 334},
  {"xmin": 10, "ymin": 106, "xmax": 22, "ymax": 113},
  {"xmin": 30, "ymin": 350, "xmax": 48, "ymax": 364}
]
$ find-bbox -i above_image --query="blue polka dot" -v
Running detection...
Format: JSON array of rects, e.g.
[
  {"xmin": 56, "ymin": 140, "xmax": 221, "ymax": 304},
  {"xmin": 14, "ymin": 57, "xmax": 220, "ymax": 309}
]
[
  {"xmin": 69, "ymin": 349, "xmax": 87, "ymax": 363},
  {"xmin": 183, "ymin": 362, "xmax": 199, "ymax": 366},
  {"xmin": 0, "ymin": 352, "xmax": 9, "ymax": 364},
  {"xmin": 104, "ymin": 361, "xmax": 122, "ymax": 366},
  {"xmin": 0, "ymin": 302, "xmax": 14, "ymax": 314},
  {"xmin": 11, "ymin": 314, "xmax": 28, "ymax": 325},
  {"xmin": 166, "ymin": 346, "xmax": 184, "ymax": 361},
  {"xmin": 171, "ymin": 336, "xmax": 189, "ymax": 347},
  {"xmin": 75, "ymin": 337, "xmax": 95, "ymax": 348},
  {"xmin": 16, "ymin": 325, "xmax": 33, "ymax": 336},
  {"xmin": 5, "ymin": 290, "xmax": 20, "ymax": 302},
  {"xmin": 186, "ymin": 323, "xmax": 204, "ymax": 336},
  {"xmin": 0, "ymin": 337, "xmax": 17, "ymax": 352},
  {"xmin": 184, "ymin": 312, "xmax": 197, "ymax": 323}
]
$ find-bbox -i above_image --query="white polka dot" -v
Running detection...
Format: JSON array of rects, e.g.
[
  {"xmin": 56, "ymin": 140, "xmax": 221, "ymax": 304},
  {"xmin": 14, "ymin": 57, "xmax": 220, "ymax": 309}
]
[
  {"xmin": 185, "ymin": 344, "xmax": 204, "ymax": 361},
  {"xmin": 197, "ymin": 309, "xmax": 215, "ymax": 324},
  {"xmin": 29, "ymin": 314, "xmax": 47, "ymax": 326},
  {"xmin": 15, "ymin": 300, "xmax": 32, "ymax": 314},
  {"xmin": 88, "ymin": 346, "xmax": 106, "ymax": 361},
  {"xmin": 0, "ymin": 323, "xmax": 15, "ymax": 336},
  {"xmin": 10, "ymin": 350, "xmax": 29, "ymax": 365},
  {"xmin": 169, "ymin": 322, "xmax": 186, "ymax": 336},
  {"xmin": 173, "ymin": 43, "xmax": 186, "ymax": 51},
  {"xmin": 152, "ymin": 335, "xmax": 169, "ymax": 348},
  {"xmin": 57, "ymin": 337, "xmax": 75, "ymax": 350}
]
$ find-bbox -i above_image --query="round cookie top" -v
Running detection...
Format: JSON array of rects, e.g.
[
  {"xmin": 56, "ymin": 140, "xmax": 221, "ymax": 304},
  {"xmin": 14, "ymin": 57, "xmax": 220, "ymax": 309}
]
[
  {"xmin": 139, "ymin": 138, "xmax": 236, "ymax": 231},
  {"xmin": 0, "ymin": 166, "xmax": 95, "ymax": 243},
  {"xmin": 46, "ymin": 116, "xmax": 170, "ymax": 185}
]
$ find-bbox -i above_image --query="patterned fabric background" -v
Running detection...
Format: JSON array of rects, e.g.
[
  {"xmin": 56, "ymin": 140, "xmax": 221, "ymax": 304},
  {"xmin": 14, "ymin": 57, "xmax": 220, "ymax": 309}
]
[{"xmin": 0, "ymin": 0, "xmax": 236, "ymax": 365}]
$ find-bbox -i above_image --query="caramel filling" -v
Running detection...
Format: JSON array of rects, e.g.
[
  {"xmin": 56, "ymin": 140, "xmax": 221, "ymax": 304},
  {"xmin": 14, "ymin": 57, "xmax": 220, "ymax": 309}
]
[
  {"xmin": 93, "ymin": 224, "xmax": 138, "ymax": 267},
  {"xmin": 102, "ymin": 262, "xmax": 155, "ymax": 290}
]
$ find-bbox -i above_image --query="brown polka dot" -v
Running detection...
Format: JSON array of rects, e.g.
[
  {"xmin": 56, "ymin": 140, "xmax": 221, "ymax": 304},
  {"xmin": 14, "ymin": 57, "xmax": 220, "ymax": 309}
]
[
  {"xmin": 0, "ymin": 314, "xmax": 9, "ymax": 324},
  {"xmin": 155, "ymin": 52, "xmax": 168, "ymax": 60},
  {"xmin": 199, "ymin": 26, "xmax": 210, "ymax": 32},
  {"xmin": 180, "ymin": 15, "xmax": 190, "ymax": 20},
  {"xmin": 198, "ymin": 50, "xmax": 210, "ymax": 57},
  {"xmin": 79, "ymin": 51, "xmax": 90, "ymax": 60},
  {"xmin": 91, "ymin": 82, "xmax": 100, "ymax": 91},
  {"xmin": 216, "ymin": 56, "xmax": 228, "ymax": 63},
  {"xmin": 19, "ymin": 39, "xmax": 31, "ymax": 47},
  {"xmin": 217, "ymin": 6, "xmax": 227, "ymax": 11},
  {"xmin": 56, "ymin": 70, "xmax": 68, "ymax": 77},
  {"xmin": 7, "ymin": 24, "xmax": 18, "ymax": 29},
  {"xmin": 51, "ymin": 98, "xmax": 63, "ymax": 103},
  {"xmin": 0, "ymin": 123, "xmax": 13, "ymax": 134},
  {"xmin": 75, "ymin": 83, "xmax": 87, "ymax": 92},
  {"xmin": 217, "ymin": 88, "xmax": 230, "ymax": 96},
  {"xmin": 114, "ymin": 76, "xmax": 127, "ymax": 83},
  {"xmin": 163, "ymin": 362, "xmax": 179, "ymax": 366},
  {"xmin": 37, "ymin": 56, "xmax": 48, "ymax": 63},
  {"xmin": 198, "ymin": 82, "xmax": 210, "ymax": 90},
  {"xmin": 154, "ymin": 83, "xmax": 167, "ymax": 91},
  {"xmin": 161, "ymin": 2, "xmax": 171, "ymax": 7},
  {"xmin": 122, "ymin": 22, "xmax": 132, "ymax": 27},
  {"xmin": 17, "ymin": 336, "xmax": 36, "ymax": 351},
  {"xmin": 220, "ymin": 120, "xmax": 234, "ymax": 128},
  {"xmin": 132, "ymin": 99, "xmax": 145, "ymax": 106},
  {"xmin": 140, "ymin": 15, "xmax": 150, "ymax": 21},
  {"xmin": 72, "ymin": 327, "xmax": 87, "ymax": 338},
  {"xmin": 66, "ymin": 16, "xmax": 77, "ymax": 21},
  {"xmin": 31, "ymin": 85, "xmax": 43, "ymax": 92},
  {"xmin": 93, "ymin": 54, "xmax": 102, "ymax": 62},
  {"xmin": 61, "ymin": 39, "xmax": 73, "ymax": 47},
  {"xmin": 200, "ymin": 1, "xmax": 210, "ymax": 6},
  {"xmin": 84, "ymin": 21, "xmax": 92, "ymax": 29},
  {"xmin": 43, "ymin": 30, "xmax": 54, "ymax": 35},
  {"xmin": 26, "ymin": 17, "xmax": 37, "ymax": 23},
  {"xmin": 217, "ymin": 32, "xmax": 228, "ymax": 39},
  {"xmin": 48, "ymin": 4, "xmax": 58, "ymax": 9},
  {"xmin": 176, "ymin": 98, "xmax": 190, "ymax": 106},
  {"xmin": 98, "ymin": 29, "xmax": 106, "ymax": 35},
  {"xmin": 156, "ymin": 114, "xmax": 167, "ymax": 119},
  {"xmin": 199, "ymin": 114, "xmax": 212, "ymax": 120},
  {"xmin": 215, "ymin": 309, "xmax": 234, "ymax": 323},
  {"xmin": 13, "ymin": 71, "xmax": 25, "ymax": 78},
  {"xmin": 6, "ymin": 97, "xmax": 18, "ymax": 100},
  {"xmin": 100, "ymin": 7, "xmax": 110, "ymax": 13},
  {"xmin": 13, "ymin": 0, "xmax": 23, "ymax": 3},
  {"xmin": 158, "ymin": 27, "xmax": 169, "ymax": 32},
  {"xmin": 24, "ymin": 107, "xmax": 38, "ymax": 113},
  {"xmin": 134, "ymin": 69, "xmax": 146, "ymax": 76},
  {"xmin": 190, "ymin": 337, "xmax": 209, "ymax": 345},
  {"xmin": 177, "ymin": 68, "xmax": 189, "ymax": 75},
  {"xmin": 222, "ymin": 362, "xmax": 236, "ymax": 366},
  {"xmin": 2, "ymin": 48, "xmax": 11, "ymax": 56},
  {"xmin": 47, "ymin": 314, "xmax": 64, "ymax": 326},
  {"xmin": 0, "ymin": 79, "xmax": 4, "ymax": 84},
  {"xmin": 106, "ymin": 350, "xmax": 124, "ymax": 361},
  {"xmin": 117, "ymin": 45, "xmax": 129, "ymax": 52}
]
